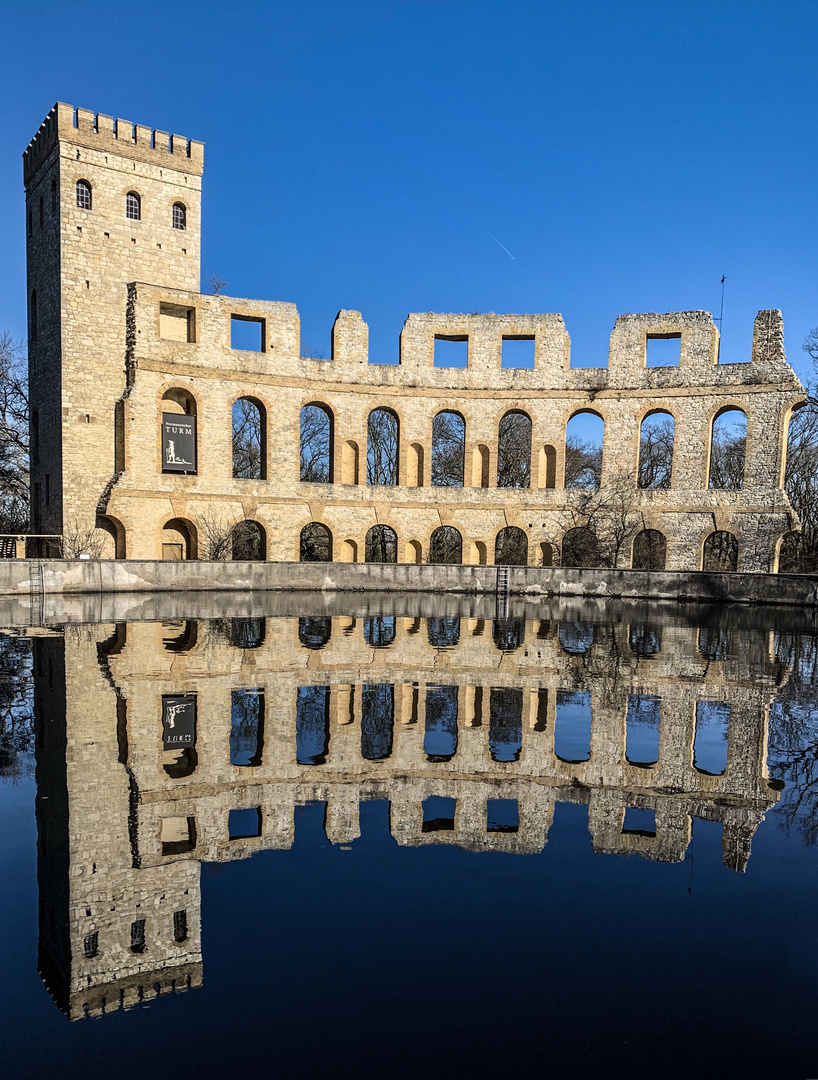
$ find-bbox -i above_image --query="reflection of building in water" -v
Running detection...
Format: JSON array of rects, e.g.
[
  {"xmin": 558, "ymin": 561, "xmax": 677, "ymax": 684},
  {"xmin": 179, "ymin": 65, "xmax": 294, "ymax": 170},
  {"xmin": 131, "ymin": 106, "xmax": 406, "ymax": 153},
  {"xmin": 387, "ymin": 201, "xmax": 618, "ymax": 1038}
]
[{"xmin": 34, "ymin": 612, "xmax": 786, "ymax": 1019}]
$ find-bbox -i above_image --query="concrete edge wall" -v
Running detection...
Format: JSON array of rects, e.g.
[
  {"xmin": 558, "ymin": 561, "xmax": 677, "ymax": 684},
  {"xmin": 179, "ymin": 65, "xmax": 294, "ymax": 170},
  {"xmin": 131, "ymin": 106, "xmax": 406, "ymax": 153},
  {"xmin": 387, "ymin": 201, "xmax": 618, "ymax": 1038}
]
[{"xmin": 4, "ymin": 558, "xmax": 818, "ymax": 607}]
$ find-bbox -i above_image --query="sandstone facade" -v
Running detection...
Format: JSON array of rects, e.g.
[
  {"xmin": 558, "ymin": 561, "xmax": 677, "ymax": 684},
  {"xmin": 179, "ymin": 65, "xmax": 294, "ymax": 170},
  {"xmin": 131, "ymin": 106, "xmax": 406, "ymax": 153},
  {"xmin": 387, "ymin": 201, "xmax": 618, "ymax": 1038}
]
[{"xmin": 23, "ymin": 104, "xmax": 806, "ymax": 571}]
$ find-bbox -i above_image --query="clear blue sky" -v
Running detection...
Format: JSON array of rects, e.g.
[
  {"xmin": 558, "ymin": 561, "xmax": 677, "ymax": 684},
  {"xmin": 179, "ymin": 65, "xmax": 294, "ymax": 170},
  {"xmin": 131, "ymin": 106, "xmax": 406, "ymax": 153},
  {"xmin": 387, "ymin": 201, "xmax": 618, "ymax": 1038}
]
[{"xmin": 0, "ymin": 0, "xmax": 816, "ymax": 376}]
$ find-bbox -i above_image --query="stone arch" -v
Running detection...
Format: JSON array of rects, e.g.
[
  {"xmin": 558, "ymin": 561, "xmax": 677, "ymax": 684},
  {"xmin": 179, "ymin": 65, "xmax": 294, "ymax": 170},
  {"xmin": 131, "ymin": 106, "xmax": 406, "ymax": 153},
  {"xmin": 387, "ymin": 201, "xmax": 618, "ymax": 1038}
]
[
  {"xmin": 565, "ymin": 410, "xmax": 604, "ymax": 488},
  {"xmin": 777, "ymin": 530, "xmax": 811, "ymax": 574},
  {"xmin": 632, "ymin": 529, "xmax": 667, "ymax": 570},
  {"xmin": 708, "ymin": 407, "xmax": 747, "ymax": 490},
  {"xmin": 537, "ymin": 444, "xmax": 557, "ymax": 489},
  {"xmin": 780, "ymin": 397, "xmax": 811, "ymax": 489},
  {"xmin": 408, "ymin": 442, "xmax": 424, "ymax": 487},
  {"xmin": 367, "ymin": 407, "xmax": 400, "ymax": 485},
  {"xmin": 429, "ymin": 526, "xmax": 462, "ymax": 564},
  {"xmin": 562, "ymin": 526, "xmax": 601, "ymax": 568},
  {"xmin": 497, "ymin": 410, "xmax": 532, "ymax": 488},
  {"xmin": 339, "ymin": 538, "xmax": 358, "ymax": 563},
  {"xmin": 232, "ymin": 520, "xmax": 266, "ymax": 561},
  {"xmin": 300, "ymin": 402, "xmax": 333, "ymax": 483},
  {"xmin": 495, "ymin": 526, "xmax": 528, "ymax": 566},
  {"xmin": 97, "ymin": 515, "xmax": 126, "ymax": 559},
  {"xmin": 162, "ymin": 517, "xmax": 197, "ymax": 561},
  {"xmin": 637, "ymin": 410, "xmax": 675, "ymax": 489},
  {"xmin": 472, "ymin": 444, "xmax": 490, "ymax": 488},
  {"xmin": 232, "ymin": 396, "xmax": 266, "ymax": 480},
  {"xmin": 341, "ymin": 440, "xmax": 359, "ymax": 485},
  {"xmin": 470, "ymin": 540, "xmax": 488, "ymax": 566},
  {"xmin": 300, "ymin": 521, "xmax": 332, "ymax": 562},
  {"xmin": 432, "ymin": 410, "xmax": 466, "ymax": 487},
  {"xmin": 702, "ymin": 530, "xmax": 739, "ymax": 572},
  {"xmin": 406, "ymin": 539, "xmax": 423, "ymax": 564},
  {"xmin": 366, "ymin": 524, "xmax": 397, "ymax": 563},
  {"xmin": 540, "ymin": 541, "xmax": 553, "ymax": 567},
  {"xmin": 161, "ymin": 386, "xmax": 196, "ymax": 415}
]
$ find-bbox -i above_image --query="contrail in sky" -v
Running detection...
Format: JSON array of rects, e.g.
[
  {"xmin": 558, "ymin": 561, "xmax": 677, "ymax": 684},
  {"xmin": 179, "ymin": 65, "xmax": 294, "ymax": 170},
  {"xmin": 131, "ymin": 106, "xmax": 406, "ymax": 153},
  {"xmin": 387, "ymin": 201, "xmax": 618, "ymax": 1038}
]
[{"xmin": 490, "ymin": 233, "xmax": 516, "ymax": 261}]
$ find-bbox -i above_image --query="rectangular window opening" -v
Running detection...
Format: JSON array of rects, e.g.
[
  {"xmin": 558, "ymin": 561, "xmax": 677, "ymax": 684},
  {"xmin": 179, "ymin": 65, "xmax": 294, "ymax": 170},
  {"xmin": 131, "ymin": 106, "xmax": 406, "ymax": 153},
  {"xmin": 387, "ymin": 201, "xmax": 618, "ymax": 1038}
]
[
  {"xmin": 434, "ymin": 335, "xmax": 468, "ymax": 369},
  {"xmin": 130, "ymin": 919, "xmax": 146, "ymax": 953},
  {"xmin": 501, "ymin": 336, "xmax": 535, "ymax": 369},
  {"xmin": 161, "ymin": 815, "xmax": 196, "ymax": 856},
  {"xmin": 159, "ymin": 303, "xmax": 195, "ymax": 343},
  {"xmin": 421, "ymin": 795, "xmax": 456, "ymax": 832},
  {"xmin": 231, "ymin": 315, "xmax": 265, "ymax": 352},
  {"xmin": 622, "ymin": 806, "xmax": 656, "ymax": 837},
  {"xmin": 487, "ymin": 798, "xmax": 519, "ymax": 833},
  {"xmin": 229, "ymin": 806, "xmax": 262, "ymax": 840},
  {"xmin": 646, "ymin": 333, "xmax": 681, "ymax": 368}
]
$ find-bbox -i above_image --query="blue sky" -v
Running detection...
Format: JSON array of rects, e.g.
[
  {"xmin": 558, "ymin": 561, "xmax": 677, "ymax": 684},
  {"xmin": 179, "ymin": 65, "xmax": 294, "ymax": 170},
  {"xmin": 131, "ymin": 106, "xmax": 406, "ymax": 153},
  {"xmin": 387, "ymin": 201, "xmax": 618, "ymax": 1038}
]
[{"xmin": 0, "ymin": 0, "xmax": 816, "ymax": 376}]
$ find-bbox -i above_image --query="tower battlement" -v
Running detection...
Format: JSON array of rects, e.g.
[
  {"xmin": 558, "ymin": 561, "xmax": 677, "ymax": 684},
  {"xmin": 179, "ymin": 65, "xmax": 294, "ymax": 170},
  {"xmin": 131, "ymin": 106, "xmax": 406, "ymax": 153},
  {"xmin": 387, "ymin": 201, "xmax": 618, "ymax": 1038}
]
[{"xmin": 23, "ymin": 102, "xmax": 204, "ymax": 185}]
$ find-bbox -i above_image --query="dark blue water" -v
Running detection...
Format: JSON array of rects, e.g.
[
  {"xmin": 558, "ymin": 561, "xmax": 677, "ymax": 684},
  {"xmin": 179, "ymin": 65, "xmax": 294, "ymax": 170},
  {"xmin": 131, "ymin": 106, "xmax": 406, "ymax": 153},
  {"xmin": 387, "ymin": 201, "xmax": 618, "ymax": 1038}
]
[{"xmin": 1, "ymin": 605, "xmax": 817, "ymax": 1080}]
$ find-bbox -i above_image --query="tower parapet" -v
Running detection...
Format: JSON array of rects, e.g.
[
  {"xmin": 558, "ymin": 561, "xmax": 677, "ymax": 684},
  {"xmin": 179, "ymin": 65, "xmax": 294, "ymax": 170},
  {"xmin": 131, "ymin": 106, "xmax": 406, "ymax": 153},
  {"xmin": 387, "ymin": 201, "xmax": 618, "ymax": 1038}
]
[{"xmin": 23, "ymin": 102, "xmax": 204, "ymax": 185}]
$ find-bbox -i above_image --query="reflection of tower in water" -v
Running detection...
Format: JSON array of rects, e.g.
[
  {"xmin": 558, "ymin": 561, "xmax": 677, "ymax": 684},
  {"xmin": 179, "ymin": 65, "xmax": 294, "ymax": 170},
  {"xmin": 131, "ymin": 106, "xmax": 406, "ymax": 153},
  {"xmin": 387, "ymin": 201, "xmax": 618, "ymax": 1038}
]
[{"xmin": 33, "ymin": 607, "xmax": 786, "ymax": 1019}]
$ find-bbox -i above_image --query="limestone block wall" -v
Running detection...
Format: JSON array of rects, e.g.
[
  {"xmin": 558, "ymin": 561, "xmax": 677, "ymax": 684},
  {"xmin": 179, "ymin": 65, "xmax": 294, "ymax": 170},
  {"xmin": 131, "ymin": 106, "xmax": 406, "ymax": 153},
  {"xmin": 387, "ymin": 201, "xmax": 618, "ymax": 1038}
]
[{"xmin": 22, "ymin": 103, "xmax": 805, "ymax": 571}]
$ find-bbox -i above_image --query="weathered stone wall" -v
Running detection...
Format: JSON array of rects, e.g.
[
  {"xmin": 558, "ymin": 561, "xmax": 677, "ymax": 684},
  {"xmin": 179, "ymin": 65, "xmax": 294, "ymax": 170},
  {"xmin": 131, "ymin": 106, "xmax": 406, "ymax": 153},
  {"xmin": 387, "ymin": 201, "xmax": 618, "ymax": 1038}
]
[{"xmin": 23, "ymin": 103, "xmax": 805, "ymax": 572}]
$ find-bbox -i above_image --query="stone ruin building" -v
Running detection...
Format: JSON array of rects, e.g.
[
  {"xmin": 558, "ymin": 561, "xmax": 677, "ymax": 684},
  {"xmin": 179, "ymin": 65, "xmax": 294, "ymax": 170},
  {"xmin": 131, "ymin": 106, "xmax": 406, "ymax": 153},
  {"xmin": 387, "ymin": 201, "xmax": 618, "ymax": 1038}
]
[
  {"xmin": 31, "ymin": 597, "xmax": 785, "ymax": 1019},
  {"xmin": 23, "ymin": 103, "xmax": 807, "ymax": 571}
]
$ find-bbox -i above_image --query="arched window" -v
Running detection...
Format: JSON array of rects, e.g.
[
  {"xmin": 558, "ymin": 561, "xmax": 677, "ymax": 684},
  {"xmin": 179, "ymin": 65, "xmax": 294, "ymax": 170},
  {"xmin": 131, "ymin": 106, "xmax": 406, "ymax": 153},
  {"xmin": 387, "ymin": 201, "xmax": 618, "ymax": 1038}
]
[
  {"xmin": 554, "ymin": 691, "xmax": 592, "ymax": 763},
  {"xmin": 51, "ymin": 179, "xmax": 57, "ymax": 213},
  {"xmin": 424, "ymin": 684, "xmax": 458, "ymax": 762},
  {"xmin": 427, "ymin": 617, "xmax": 460, "ymax": 648},
  {"xmin": 489, "ymin": 688, "xmax": 523, "ymax": 762},
  {"xmin": 231, "ymin": 520, "xmax": 265, "ymax": 561},
  {"xmin": 638, "ymin": 412, "xmax": 675, "ymax": 489},
  {"xmin": 230, "ymin": 688, "xmax": 265, "ymax": 766},
  {"xmin": 300, "ymin": 522, "xmax": 332, "ymax": 562},
  {"xmin": 361, "ymin": 683, "xmax": 394, "ymax": 761},
  {"xmin": 296, "ymin": 686, "xmax": 330, "ymax": 765},
  {"xmin": 29, "ymin": 290, "xmax": 37, "ymax": 342},
  {"xmin": 161, "ymin": 517, "xmax": 196, "ymax": 561},
  {"xmin": 561, "ymin": 526, "xmax": 601, "ymax": 568},
  {"xmin": 126, "ymin": 191, "xmax": 141, "ymax": 221},
  {"xmin": 298, "ymin": 616, "xmax": 332, "ymax": 649},
  {"xmin": 429, "ymin": 526, "xmax": 462, "ymax": 564},
  {"xmin": 76, "ymin": 180, "xmax": 92, "ymax": 209},
  {"xmin": 632, "ymin": 529, "xmax": 667, "ymax": 570},
  {"xmin": 367, "ymin": 408, "xmax": 399, "ymax": 485},
  {"xmin": 432, "ymin": 411, "xmax": 465, "ymax": 486},
  {"xmin": 495, "ymin": 526, "xmax": 528, "ymax": 566},
  {"xmin": 300, "ymin": 404, "xmax": 333, "ymax": 482},
  {"xmin": 364, "ymin": 615, "xmax": 396, "ymax": 647},
  {"xmin": 565, "ymin": 412, "xmax": 604, "ymax": 488},
  {"xmin": 558, "ymin": 621, "xmax": 594, "ymax": 655},
  {"xmin": 628, "ymin": 624, "xmax": 662, "ymax": 656},
  {"xmin": 365, "ymin": 524, "xmax": 397, "ymax": 563},
  {"xmin": 497, "ymin": 410, "xmax": 532, "ymax": 488},
  {"xmin": 172, "ymin": 202, "xmax": 187, "ymax": 230},
  {"xmin": 161, "ymin": 389, "xmax": 196, "ymax": 475},
  {"xmin": 703, "ymin": 531, "xmax": 738, "ymax": 572},
  {"xmin": 493, "ymin": 618, "xmax": 525, "ymax": 652},
  {"xmin": 778, "ymin": 531, "xmax": 812, "ymax": 574},
  {"xmin": 709, "ymin": 409, "xmax": 747, "ymax": 490},
  {"xmin": 232, "ymin": 398, "xmax": 265, "ymax": 479}
]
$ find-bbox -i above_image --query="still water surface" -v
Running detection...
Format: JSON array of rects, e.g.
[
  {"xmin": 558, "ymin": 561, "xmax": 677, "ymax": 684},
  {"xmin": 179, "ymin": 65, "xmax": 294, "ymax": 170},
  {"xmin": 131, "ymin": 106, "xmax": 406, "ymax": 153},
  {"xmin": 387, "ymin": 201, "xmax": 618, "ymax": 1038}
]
[{"xmin": 1, "ymin": 595, "xmax": 818, "ymax": 1079}]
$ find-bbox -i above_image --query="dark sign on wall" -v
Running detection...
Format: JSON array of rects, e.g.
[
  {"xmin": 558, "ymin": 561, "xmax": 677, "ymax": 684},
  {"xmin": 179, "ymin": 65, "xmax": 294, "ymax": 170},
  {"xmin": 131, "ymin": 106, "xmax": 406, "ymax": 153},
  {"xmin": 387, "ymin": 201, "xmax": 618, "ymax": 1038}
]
[
  {"xmin": 162, "ymin": 413, "xmax": 197, "ymax": 473},
  {"xmin": 162, "ymin": 694, "xmax": 197, "ymax": 749}
]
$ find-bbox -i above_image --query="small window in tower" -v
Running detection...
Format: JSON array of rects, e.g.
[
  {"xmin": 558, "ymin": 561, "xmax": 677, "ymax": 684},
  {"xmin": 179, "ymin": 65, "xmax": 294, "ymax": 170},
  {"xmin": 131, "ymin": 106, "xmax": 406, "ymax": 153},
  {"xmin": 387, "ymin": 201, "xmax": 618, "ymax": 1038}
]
[
  {"xmin": 76, "ymin": 180, "xmax": 92, "ymax": 210},
  {"xmin": 83, "ymin": 932, "xmax": 99, "ymax": 959},
  {"xmin": 126, "ymin": 192, "xmax": 141, "ymax": 221},
  {"xmin": 29, "ymin": 291, "xmax": 37, "ymax": 342},
  {"xmin": 173, "ymin": 202, "xmax": 187, "ymax": 230},
  {"xmin": 39, "ymin": 196, "xmax": 43, "ymax": 227},
  {"xmin": 51, "ymin": 179, "xmax": 57, "ymax": 213}
]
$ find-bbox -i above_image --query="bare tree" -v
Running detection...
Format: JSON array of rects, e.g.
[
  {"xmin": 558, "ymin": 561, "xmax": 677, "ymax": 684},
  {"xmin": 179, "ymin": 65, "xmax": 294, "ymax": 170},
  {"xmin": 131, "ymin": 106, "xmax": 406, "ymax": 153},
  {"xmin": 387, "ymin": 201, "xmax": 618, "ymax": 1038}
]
[
  {"xmin": 300, "ymin": 405, "xmax": 332, "ymax": 482},
  {"xmin": 366, "ymin": 409, "xmax": 399, "ymax": 486},
  {"xmin": 60, "ymin": 522, "xmax": 105, "ymax": 558},
  {"xmin": 709, "ymin": 414, "xmax": 746, "ymax": 490},
  {"xmin": 497, "ymin": 412, "xmax": 532, "ymax": 488},
  {"xmin": 206, "ymin": 275, "xmax": 227, "ymax": 295},
  {"xmin": 780, "ymin": 329, "xmax": 818, "ymax": 571},
  {"xmin": 559, "ymin": 472, "xmax": 642, "ymax": 568},
  {"xmin": 301, "ymin": 343, "xmax": 327, "ymax": 360},
  {"xmin": 638, "ymin": 416, "xmax": 675, "ymax": 489},
  {"xmin": 232, "ymin": 398, "xmax": 263, "ymax": 479},
  {"xmin": 197, "ymin": 509, "xmax": 239, "ymax": 561},
  {"xmin": 431, "ymin": 411, "xmax": 465, "ymax": 487},
  {"xmin": 0, "ymin": 333, "xmax": 29, "ymax": 532},
  {"xmin": 564, "ymin": 434, "xmax": 602, "ymax": 489}
]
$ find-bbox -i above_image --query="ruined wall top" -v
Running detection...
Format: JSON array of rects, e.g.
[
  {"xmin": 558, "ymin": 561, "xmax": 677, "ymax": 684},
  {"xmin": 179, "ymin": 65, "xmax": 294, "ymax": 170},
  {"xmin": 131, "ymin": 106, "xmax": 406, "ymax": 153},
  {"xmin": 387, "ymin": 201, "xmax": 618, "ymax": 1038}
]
[{"xmin": 23, "ymin": 102, "xmax": 205, "ymax": 186}]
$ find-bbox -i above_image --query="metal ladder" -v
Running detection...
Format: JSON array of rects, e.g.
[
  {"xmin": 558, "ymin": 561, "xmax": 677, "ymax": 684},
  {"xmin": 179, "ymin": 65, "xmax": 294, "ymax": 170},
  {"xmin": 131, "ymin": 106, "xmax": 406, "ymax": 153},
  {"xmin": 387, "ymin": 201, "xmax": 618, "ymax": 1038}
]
[{"xmin": 496, "ymin": 566, "xmax": 510, "ymax": 620}]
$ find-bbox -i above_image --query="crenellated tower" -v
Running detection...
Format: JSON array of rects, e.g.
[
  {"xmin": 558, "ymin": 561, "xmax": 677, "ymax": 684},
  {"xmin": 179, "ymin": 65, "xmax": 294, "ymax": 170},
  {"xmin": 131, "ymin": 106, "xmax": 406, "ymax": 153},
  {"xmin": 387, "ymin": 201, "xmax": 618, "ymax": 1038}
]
[{"xmin": 23, "ymin": 103, "xmax": 204, "ymax": 550}]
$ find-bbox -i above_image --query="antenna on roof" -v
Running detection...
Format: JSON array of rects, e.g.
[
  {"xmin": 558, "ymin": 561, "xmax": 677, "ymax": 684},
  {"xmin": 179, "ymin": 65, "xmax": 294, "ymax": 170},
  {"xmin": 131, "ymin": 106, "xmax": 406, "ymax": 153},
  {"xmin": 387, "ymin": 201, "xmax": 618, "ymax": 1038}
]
[{"xmin": 716, "ymin": 275, "xmax": 726, "ymax": 334}]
